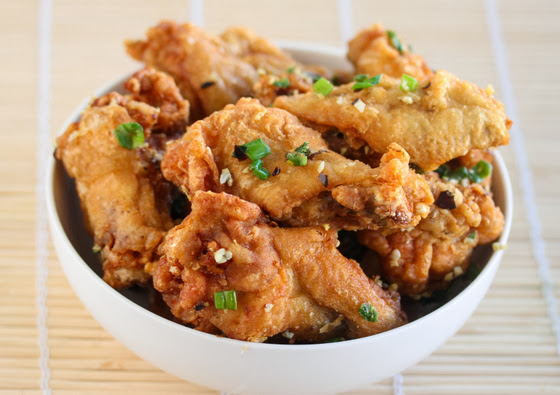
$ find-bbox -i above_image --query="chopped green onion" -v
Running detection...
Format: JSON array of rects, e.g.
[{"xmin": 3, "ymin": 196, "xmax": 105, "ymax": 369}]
[
  {"xmin": 354, "ymin": 74, "xmax": 369, "ymax": 82},
  {"xmin": 352, "ymin": 74, "xmax": 382, "ymax": 91},
  {"xmin": 214, "ymin": 290, "xmax": 237, "ymax": 310},
  {"xmin": 469, "ymin": 160, "xmax": 492, "ymax": 183},
  {"xmin": 234, "ymin": 138, "xmax": 271, "ymax": 161},
  {"xmin": 113, "ymin": 122, "xmax": 144, "ymax": 150},
  {"xmin": 468, "ymin": 231, "xmax": 476, "ymax": 240},
  {"xmin": 409, "ymin": 163, "xmax": 425, "ymax": 174},
  {"xmin": 313, "ymin": 77, "xmax": 334, "ymax": 96},
  {"xmin": 304, "ymin": 71, "xmax": 322, "ymax": 82},
  {"xmin": 400, "ymin": 74, "xmax": 419, "ymax": 92},
  {"xmin": 286, "ymin": 152, "xmax": 307, "ymax": 166},
  {"xmin": 273, "ymin": 78, "xmax": 290, "ymax": 88},
  {"xmin": 359, "ymin": 303, "xmax": 378, "ymax": 322},
  {"xmin": 286, "ymin": 142, "xmax": 310, "ymax": 166},
  {"xmin": 287, "ymin": 65, "xmax": 296, "ymax": 73},
  {"xmin": 449, "ymin": 166, "xmax": 469, "ymax": 180},
  {"xmin": 250, "ymin": 159, "xmax": 271, "ymax": 180},
  {"xmin": 387, "ymin": 30, "xmax": 404, "ymax": 54},
  {"xmin": 435, "ymin": 164, "xmax": 449, "ymax": 179}
]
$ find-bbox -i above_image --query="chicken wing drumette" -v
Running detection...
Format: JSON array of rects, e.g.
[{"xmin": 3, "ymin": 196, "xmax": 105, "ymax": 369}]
[
  {"xmin": 161, "ymin": 98, "xmax": 433, "ymax": 231},
  {"xmin": 274, "ymin": 70, "xmax": 511, "ymax": 171},
  {"xmin": 154, "ymin": 191, "xmax": 406, "ymax": 342},
  {"xmin": 347, "ymin": 24, "xmax": 433, "ymax": 80},
  {"xmin": 56, "ymin": 68, "xmax": 189, "ymax": 288},
  {"xmin": 358, "ymin": 161, "xmax": 504, "ymax": 297}
]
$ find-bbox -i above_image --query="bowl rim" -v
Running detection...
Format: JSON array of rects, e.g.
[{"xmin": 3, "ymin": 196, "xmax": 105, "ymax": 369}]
[{"xmin": 46, "ymin": 41, "xmax": 514, "ymax": 351}]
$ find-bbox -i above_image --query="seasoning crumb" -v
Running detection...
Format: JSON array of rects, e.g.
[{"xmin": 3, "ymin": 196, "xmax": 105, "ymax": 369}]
[
  {"xmin": 348, "ymin": 161, "xmax": 356, "ymax": 167},
  {"xmin": 214, "ymin": 248, "xmax": 233, "ymax": 264},
  {"xmin": 282, "ymin": 331, "xmax": 294, "ymax": 339},
  {"xmin": 92, "ymin": 245, "xmax": 102, "ymax": 253},
  {"xmin": 336, "ymin": 96, "xmax": 344, "ymax": 105},
  {"xmin": 352, "ymin": 98, "xmax": 366, "ymax": 112},
  {"xmin": 322, "ymin": 223, "xmax": 330, "ymax": 231},
  {"xmin": 389, "ymin": 249, "xmax": 401, "ymax": 267},
  {"xmin": 485, "ymin": 84, "xmax": 495, "ymax": 95},
  {"xmin": 453, "ymin": 266, "xmax": 464, "ymax": 277},
  {"xmin": 444, "ymin": 272, "xmax": 454, "ymax": 282},
  {"xmin": 264, "ymin": 303, "xmax": 274, "ymax": 312},
  {"xmin": 219, "ymin": 168, "xmax": 233, "ymax": 186},
  {"xmin": 389, "ymin": 283, "xmax": 399, "ymax": 291},
  {"xmin": 317, "ymin": 160, "xmax": 325, "ymax": 173},
  {"xmin": 492, "ymin": 242, "xmax": 508, "ymax": 252},
  {"xmin": 169, "ymin": 265, "xmax": 181, "ymax": 276},
  {"xmin": 401, "ymin": 95, "xmax": 413, "ymax": 104}
]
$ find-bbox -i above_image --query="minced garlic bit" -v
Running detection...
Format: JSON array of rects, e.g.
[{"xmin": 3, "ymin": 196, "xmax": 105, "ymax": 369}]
[
  {"xmin": 335, "ymin": 240, "xmax": 341, "ymax": 247},
  {"xmin": 92, "ymin": 244, "xmax": 102, "ymax": 253},
  {"xmin": 353, "ymin": 98, "xmax": 366, "ymax": 113},
  {"xmin": 453, "ymin": 266, "xmax": 464, "ymax": 277},
  {"xmin": 336, "ymin": 96, "xmax": 344, "ymax": 105},
  {"xmin": 213, "ymin": 248, "xmax": 233, "ymax": 264},
  {"xmin": 444, "ymin": 272, "xmax": 454, "ymax": 282},
  {"xmin": 264, "ymin": 303, "xmax": 274, "ymax": 312},
  {"xmin": 322, "ymin": 223, "xmax": 330, "ymax": 231},
  {"xmin": 219, "ymin": 168, "xmax": 234, "ymax": 186},
  {"xmin": 389, "ymin": 283, "xmax": 399, "ymax": 291},
  {"xmin": 401, "ymin": 95, "xmax": 413, "ymax": 104},
  {"xmin": 460, "ymin": 178, "xmax": 470, "ymax": 187},
  {"xmin": 389, "ymin": 249, "xmax": 401, "ymax": 267},
  {"xmin": 282, "ymin": 331, "xmax": 294, "ymax": 339},
  {"xmin": 348, "ymin": 161, "xmax": 356, "ymax": 167},
  {"xmin": 257, "ymin": 68, "xmax": 266, "ymax": 75},
  {"xmin": 416, "ymin": 203, "xmax": 430, "ymax": 217},
  {"xmin": 169, "ymin": 265, "xmax": 181, "ymax": 276},
  {"xmin": 317, "ymin": 160, "xmax": 325, "ymax": 173},
  {"xmin": 492, "ymin": 242, "xmax": 508, "ymax": 252},
  {"xmin": 485, "ymin": 84, "xmax": 495, "ymax": 96},
  {"xmin": 374, "ymin": 278, "xmax": 383, "ymax": 286}
]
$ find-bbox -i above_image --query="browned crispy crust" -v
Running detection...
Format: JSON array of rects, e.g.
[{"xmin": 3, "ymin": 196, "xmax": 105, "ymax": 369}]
[
  {"xmin": 154, "ymin": 191, "xmax": 406, "ymax": 342},
  {"xmin": 274, "ymin": 70, "xmax": 511, "ymax": 171},
  {"xmin": 56, "ymin": 69, "xmax": 189, "ymax": 288},
  {"xmin": 347, "ymin": 24, "xmax": 433, "ymax": 80},
  {"xmin": 161, "ymin": 98, "xmax": 434, "ymax": 231},
  {"xmin": 358, "ymin": 170, "xmax": 504, "ymax": 297}
]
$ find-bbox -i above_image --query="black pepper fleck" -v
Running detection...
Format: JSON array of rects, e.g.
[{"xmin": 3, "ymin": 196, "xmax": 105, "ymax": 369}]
[
  {"xmin": 194, "ymin": 303, "xmax": 206, "ymax": 311},
  {"xmin": 318, "ymin": 173, "xmax": 328, "ymax": 188},
  {"xmin": 232, "ymin": 145, "xmax": 248, "ymax": 161},
  {"xmin": 435, "ymin": 190, "xmax": 456, "ymax": 210},
  {"xmin": 200, "ymin": 81, "xmax": 215, "ymax": 89},
  {"xmin": 272, "ymin": 167, "xmax": 281, "ymax": 176},
  {"xmin": 422, "ymin": 82, "xmax": 431, "ymax": 90},
  {"xmin": 308, "ymin": 149, "xmax": 329, "ymax": 160}
]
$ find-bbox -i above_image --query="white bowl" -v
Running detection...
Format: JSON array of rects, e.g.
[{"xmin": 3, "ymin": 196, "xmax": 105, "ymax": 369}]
[{"xmin": 46, "ymin": 43, "xmax": 513, "ymax": 394}]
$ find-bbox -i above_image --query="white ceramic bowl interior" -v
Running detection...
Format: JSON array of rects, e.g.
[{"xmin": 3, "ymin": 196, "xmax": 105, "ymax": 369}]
[{"xmin": 46, "ymin": 43, "xmax": 513, "ymax": 394}]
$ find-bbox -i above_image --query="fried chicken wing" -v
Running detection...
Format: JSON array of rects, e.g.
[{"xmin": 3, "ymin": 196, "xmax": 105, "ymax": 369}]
[
  {"xmin": 154, "ymin": 191, "xmax": 406, "ymax": 342},
  {"xmin": 56, "ymin": 69, "xmax": 189, "ymax": 288},
  {"xmin": 358, "ymin": 171, "xmax": 504, "ymax": 297},
  {"xmin": 348, "ymin": 24, "xmax": 433, "ymax": 80},
  {"xmin": 274, "ymin": 70, "xmax": 512, "ymax": 171},
  {"xmin": 126, "ymin": 21, "xmax": 308, "ymax": 120},
  {"xmin": 161, "ymin": 98, "xmax": 433, "ymax": 230}
]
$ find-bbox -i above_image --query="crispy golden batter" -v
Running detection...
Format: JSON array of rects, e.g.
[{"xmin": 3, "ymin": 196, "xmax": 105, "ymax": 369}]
[
  {"xmin": 347, "ymin": 24, "xmax": 433, "ymax": 80},
  {"xmin": 274, "ymin": 70, "xmax": 511, "ymax": 171},
  {"xmin": 253, "ymin": 71, "xmax": 315, "ymax": 107},
  {"xmin": 56, "ymin": 69, "xmax": 189, "ymax": 288},
  {"xmin": 154, "ymin": 191, "xmax": 406, "ymax": 342},
  {"xmin": 358, "ymin": 171, "xmax": 504, "ymax": 297},
  {"xmin": 161, "ymin": 98, "xmax": 433, "ymax": 230},
  {"xmin": 126, "ymin": 21, "xmax": 306, "ymax": 120}
]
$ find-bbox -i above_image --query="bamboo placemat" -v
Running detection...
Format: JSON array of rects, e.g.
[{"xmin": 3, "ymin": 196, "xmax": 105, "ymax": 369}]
[{"xmin": 2, "ymin": 0, "xmax": 559, "ymax": 393}]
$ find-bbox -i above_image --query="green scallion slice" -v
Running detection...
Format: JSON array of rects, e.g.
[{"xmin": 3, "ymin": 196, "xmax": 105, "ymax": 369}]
[
  {"xmin": 234, "ymin": 138, "xmax": 271, "ymax": 161},
  {"xmin": 287, "ymin": 65, "xmax": 296, "ymax": 73},
  {"xmin": 286, "ymin": 142, "xmax": 310, "ymax": 166},
  {"xmin": 113, "ymin": 122, "xmax": 145, "ymax": 150},
  {"xmin": 313, "ymin": 77, "xmax": 334, "ymax": 96},
  {"xmin": 214, "ymin": 290, "xmax": 237, "ymax": 310},
  {"xmin": 400, "ymin": 74, "xmax": 419, "ymax": 92},
  {"xmin": 468, "ymin": 160, "xmax": 492, "ymax": 183},
  {"xmin": 359, "ymin": 303, "xmax": 378, "ymax": 322},
  {"xmin": 468, "ymin": 231, "xmax": 476, "ymax": 240},
  {"xmin": 250, "ymin": 159, "xmax": 271, "ymax": 180},
  {"xmin": 354, "ymin": 74, "xmax": 369, "ymax": 82},
  {"xmin": 352, "ymin": 74, "xmax": 382, "ymax": 90},
  {"xmin": 387, "ymin": 30, "xmax": 404, "ymax": 54},
  {"xmin": 273, "ymin": 78, "xmax": 290, "ymax": 88}
]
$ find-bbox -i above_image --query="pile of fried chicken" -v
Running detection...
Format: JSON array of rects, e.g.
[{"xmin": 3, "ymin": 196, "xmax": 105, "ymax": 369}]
[{"xmin": 56, "ymin": 22, "xmax": 510, "ymax": 343}]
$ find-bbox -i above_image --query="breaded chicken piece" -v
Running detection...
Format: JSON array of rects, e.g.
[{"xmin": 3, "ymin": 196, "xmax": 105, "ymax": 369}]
[
  {"xmin": 358, "ymin": 171, "xmax": 504, "ymax": 297},
  {"xmin": 126, "ymin": 21, "xmax": 310, "ymax": 120},
  {"xmin": 348, "ymin": 24, "xmax": 433, "ymax": 80},
  {"xmin": 161, "ymin": 98, "xmax": 433, "ymax": 230},
  {"xmin": 154, "ymin": 191, "xmax": 406, "ymax": 342},
  {"xmin": 274, "ymin": 70, "xmax": 511, "ymax": 171},
  {"xmin": 56, "ymin": 69, "xmax": 189, "ymax": 288}
]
